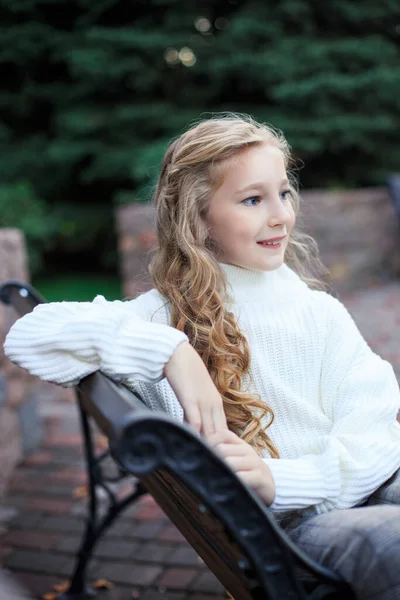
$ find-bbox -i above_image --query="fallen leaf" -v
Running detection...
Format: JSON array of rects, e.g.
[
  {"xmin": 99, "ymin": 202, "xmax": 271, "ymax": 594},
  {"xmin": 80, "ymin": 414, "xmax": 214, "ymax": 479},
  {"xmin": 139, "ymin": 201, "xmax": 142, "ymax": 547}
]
[
  {"xmin": 92, "ymin": 579, "xmax": 115, "ymax": 589},
  {"xmin": 53, "ymin": 581, "xmax": 70, "ymax": 593},
  {"xmin": 96, "ymin": 434, "xmax": 109, "ymax": 450},
  {"xmin": 73, "ymin": 485, "xmax": 88, "ymax": 499},
  {"xmin": 42, "ymin": 580, "xmax": 71, "ymax": 599}
]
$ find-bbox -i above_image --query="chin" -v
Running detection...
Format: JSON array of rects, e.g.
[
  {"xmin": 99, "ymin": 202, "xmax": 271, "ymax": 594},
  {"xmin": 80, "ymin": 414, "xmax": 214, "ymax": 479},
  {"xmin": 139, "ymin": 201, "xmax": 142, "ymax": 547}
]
[{"xmin": 258, "ymin": 256, "xmax": 285, "ymax": 271}]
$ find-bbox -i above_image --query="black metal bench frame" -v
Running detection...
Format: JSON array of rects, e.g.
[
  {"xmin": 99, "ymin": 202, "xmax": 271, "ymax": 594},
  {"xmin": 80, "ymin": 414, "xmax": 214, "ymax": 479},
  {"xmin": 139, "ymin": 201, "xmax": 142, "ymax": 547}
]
[{"xmin": 0, "ymin": 281, "xmax": 355, "ymax": 600}]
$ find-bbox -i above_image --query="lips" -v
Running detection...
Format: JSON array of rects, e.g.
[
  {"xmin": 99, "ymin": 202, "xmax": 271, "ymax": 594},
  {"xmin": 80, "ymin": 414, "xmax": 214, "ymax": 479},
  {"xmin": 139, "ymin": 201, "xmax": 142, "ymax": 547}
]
[{"xmin": 257, "ymin": 235, "xmax": 286, "ymax": 243}]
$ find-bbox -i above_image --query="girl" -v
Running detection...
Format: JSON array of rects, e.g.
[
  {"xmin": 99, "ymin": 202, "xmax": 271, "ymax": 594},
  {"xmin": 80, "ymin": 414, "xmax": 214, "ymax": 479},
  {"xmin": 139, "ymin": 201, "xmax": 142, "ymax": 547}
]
[{"xmin": 4, "ymin": 114, "xmax": 400, "ymax": 599}]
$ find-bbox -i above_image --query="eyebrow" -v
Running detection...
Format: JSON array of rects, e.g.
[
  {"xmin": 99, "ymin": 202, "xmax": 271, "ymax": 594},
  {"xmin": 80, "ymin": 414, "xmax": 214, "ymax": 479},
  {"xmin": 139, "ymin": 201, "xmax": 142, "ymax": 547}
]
[{"xmin": 236, "ymin": 178, "xmax": 290, "ymax": 195}]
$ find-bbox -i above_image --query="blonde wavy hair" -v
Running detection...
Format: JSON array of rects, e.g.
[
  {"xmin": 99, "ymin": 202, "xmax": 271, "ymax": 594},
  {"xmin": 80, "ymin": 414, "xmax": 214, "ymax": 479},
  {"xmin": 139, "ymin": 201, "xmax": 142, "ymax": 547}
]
[{"xmin": 149, "ymin": 113, "xmax": 326, "ymax": 458}]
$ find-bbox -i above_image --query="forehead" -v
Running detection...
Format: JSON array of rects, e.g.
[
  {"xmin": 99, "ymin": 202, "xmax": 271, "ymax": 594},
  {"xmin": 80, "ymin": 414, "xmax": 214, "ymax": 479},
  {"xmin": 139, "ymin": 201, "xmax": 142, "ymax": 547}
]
[{"xmin": 215, "ymin": 143, "xmax": 286, "ymax": 192}]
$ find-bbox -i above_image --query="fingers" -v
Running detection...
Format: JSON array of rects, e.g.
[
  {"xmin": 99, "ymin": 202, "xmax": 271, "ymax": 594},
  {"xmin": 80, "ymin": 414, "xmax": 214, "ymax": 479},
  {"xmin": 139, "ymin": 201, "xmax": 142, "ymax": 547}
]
[
  {"xmin": 183, "ymin": 405, "xmax": 202, "ymax": 434},
  {"xmin": 183, "ymin": 403, "xmax": 219, "ymax": 437},
  {"xmin": 207, "ymin": 429, "xmax": 242, "ymax": 447},
  {"xmin": 200, "ymin": 409, "xmax": 217, "ymax": 438},
  {"xmin": 234, "ymin": 470, "xmax": 264, "ymax": 489},
  {"xmin": 221, "ymin": 455, "xmax": 255, "ymax": 472},
  {"xmin": 214, "ymin": 450, "xmax": 264, "ymax": 491},
  {"xmin": 211, "ymin": 404, "xmax": 228, "ymax": 431},
  {"xmin": 214, "ymin": 443, "xmax": 250, "ymax": 457},
  {"xmin": 206, "ymin": 434, "xmax": 276, "ymax": 505},
  {"xmin": 185, "ymin": 403, "xmax": 225, "ymax": 438},
  {"xmin": 215, "ymin": 452, "xmax": 269, "ymax": 496},
  {"xmin": 200, "ymin": 406, "xmax": 228, "ymax": 438},
  {"xmin": 209, "ymin": 435, "xmax": 258, "ymax": 473}
]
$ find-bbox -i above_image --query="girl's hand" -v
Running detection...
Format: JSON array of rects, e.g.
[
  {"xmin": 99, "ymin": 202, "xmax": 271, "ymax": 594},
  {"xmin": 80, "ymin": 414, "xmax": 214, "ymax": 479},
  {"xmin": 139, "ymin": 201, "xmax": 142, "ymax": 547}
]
[
  {"xmin": 208, "ymin": 430, "xmax": 276, "ymax": 506},
  {"xmin": 164, "ymin": 341, "xmax": 228, "ymax": 438}
]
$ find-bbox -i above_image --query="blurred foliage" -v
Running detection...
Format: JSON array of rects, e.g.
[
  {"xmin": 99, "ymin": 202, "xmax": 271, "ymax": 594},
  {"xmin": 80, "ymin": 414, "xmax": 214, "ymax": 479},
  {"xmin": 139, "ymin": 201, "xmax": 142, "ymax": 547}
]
[
  {"xmin": 0, "ymin": 0, "xmax": 400, "ymax": 274},
  {"xmin": 0, "ymin": 181, "xmax": 57, "ymax": 272},
  {"xmin": 33, "ymin": 274, "xmax": 122, "ymax": 302}
]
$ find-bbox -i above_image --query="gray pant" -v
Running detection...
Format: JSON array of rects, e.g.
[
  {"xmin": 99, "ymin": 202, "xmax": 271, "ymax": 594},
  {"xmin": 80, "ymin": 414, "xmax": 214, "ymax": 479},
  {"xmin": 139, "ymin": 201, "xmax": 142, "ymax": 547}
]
[{"xmin": 287, "ymin": 469, "xmax": 400, "ymax": 600}]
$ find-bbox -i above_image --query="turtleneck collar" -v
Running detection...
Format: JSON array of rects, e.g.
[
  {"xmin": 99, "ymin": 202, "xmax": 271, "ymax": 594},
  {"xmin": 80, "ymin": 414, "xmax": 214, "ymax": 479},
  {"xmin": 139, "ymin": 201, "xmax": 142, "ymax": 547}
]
[{"xmin": 218, "ymin": 262, "xmax": 309, "ymax": 305}]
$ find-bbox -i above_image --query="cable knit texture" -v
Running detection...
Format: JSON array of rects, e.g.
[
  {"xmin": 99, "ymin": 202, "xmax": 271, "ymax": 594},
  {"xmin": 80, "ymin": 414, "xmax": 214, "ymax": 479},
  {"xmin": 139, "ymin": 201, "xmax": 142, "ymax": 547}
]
[{"xmin": 4, "ymin": 263, "xmax": 400, "ymax": 517}]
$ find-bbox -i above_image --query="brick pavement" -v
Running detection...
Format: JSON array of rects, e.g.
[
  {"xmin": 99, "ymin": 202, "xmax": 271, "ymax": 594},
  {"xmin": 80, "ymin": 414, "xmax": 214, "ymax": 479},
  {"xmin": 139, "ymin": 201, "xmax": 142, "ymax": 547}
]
[{"xmin": 0, "ymin": 282, "xmax": 399, "ymax": 600}]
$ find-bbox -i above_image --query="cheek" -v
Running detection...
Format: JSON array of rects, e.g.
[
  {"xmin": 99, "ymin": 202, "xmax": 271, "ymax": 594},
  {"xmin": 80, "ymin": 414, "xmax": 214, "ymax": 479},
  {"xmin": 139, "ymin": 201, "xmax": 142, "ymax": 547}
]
[
  {"xmin": 287, "ymin": 205, "xmax": 296, "ymax": 231},
  {"xmin": 209, "ymin": 212, "xmax": 244, "ymax": 241},
  {"xmin": 223, "ymin": 219, "xmax": 254, "ymax": 244}
]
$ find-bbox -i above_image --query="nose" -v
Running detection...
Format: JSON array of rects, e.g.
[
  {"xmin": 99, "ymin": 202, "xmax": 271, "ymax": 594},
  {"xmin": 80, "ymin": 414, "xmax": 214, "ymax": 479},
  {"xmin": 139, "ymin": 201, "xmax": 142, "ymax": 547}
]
[{"xmin": 268, "ymin": 195, "xmax": 291, "ymax": 228}]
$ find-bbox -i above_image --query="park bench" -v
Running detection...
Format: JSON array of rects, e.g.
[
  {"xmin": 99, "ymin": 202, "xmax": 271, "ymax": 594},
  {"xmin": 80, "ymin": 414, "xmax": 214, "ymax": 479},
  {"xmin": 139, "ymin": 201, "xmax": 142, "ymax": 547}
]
[{"xmin": 0, "ymin": 281, "xmax": 355, "ymax": 600}]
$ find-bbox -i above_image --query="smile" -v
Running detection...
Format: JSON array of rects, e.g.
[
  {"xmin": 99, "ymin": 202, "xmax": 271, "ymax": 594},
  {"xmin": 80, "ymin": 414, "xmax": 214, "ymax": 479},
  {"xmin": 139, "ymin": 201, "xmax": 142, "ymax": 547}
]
[
  {"xmin": 257, "ymin": 236, "xmax": 286, "ymax": 249},
  {"xmin": 257, "ymin": 241, "xmax": 282, "ymax": 249}
]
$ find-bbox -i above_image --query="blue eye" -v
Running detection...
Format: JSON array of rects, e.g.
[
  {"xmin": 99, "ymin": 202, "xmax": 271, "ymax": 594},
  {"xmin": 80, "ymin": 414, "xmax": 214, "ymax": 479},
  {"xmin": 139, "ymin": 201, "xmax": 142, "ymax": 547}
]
[
  {"xmin": 242, "ymin": 196, "xmax": 260, "ymax": 206},
  {"xmin": 280, "ymin": 190, "xmax": 291, "ymax": 201}
]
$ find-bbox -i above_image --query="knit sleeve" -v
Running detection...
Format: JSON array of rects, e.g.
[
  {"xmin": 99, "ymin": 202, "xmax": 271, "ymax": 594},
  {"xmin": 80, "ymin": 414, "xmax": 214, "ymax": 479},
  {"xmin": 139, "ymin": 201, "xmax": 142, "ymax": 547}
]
[
  {"xmin": 263, "ymin": 294, "xmax": 400, "ymax": 513},
  {"xmin": 3, "ymin": 294, "xmax": 188, "ymax": 387}
]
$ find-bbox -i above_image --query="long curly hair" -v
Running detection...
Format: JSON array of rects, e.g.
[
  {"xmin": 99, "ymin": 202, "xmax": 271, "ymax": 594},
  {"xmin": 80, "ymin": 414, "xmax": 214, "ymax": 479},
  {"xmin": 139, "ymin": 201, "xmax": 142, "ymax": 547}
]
[{"xmin": 149, "ymin": 114, "xmax": 326, "ymax": 458}]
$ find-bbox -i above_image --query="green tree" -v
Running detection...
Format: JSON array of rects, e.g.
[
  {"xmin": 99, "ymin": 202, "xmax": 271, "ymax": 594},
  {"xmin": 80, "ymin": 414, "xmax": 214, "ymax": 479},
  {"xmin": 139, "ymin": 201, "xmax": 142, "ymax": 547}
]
[{"xmin": 0, "ymin": 0, "xmax": 399, "ymax": 273}]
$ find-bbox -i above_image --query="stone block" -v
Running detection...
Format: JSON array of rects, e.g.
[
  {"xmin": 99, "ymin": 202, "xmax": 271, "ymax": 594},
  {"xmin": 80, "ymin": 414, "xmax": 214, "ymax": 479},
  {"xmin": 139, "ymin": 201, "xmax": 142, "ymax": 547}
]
[
  {"xmin": 188, "ymin": 570, "xmax": 224, "ymax": 593},
  {"xmin": 0, "ymin": 373, "xmax": 7, "ymax": 407},
  {"xmin": 6, "ymin": 377, "xmax": 26, "ymax": 408},
  {"xmin": 0, "ymin": 432, "xmax": 22, "ymax": 498},
  {"xmin": 116, "ymin": 203, "xmax": 156, "ymax": 237},
  {"xmin": 115, "ymin": 204, "xmax": 157, "ymax": 298},
  {"xmin": 0, "ymin": 227, "xmax": 43, "ymax": 498},
  {"xmin": 158, "ymin": 567, "xmax": 198, "ymax": 590},
  {"xmin": 301, "ymin": 187, "xmax": 399, "ymax": 292},
  {"xmin": 2, "ymin": 359, "xmax": 21, "ymax": 378},
  {"xmin": 0, "ymin": 229, "xmax": 29, "ymax": 283},
  {"xmin": 4, "ymin": 549, "xmax": 76, "ymax": 577},
  {"xmin": 18, "ymin": 395, "xmax": 43, "ymax": 454},
  {"xmin": 96, "ymin": 561, "xmax": 162, "ymax": 586},
  {"xmin": 0, "ymin": 406, "xmax": 19, "ymax": 443}
]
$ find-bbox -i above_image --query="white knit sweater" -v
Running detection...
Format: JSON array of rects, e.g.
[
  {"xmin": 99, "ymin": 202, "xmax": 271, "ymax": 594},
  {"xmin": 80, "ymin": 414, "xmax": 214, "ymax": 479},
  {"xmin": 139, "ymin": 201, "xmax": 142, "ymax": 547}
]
[{"xmin": 4, "ymin": 263, "xmax": 400, "ymax": 518}]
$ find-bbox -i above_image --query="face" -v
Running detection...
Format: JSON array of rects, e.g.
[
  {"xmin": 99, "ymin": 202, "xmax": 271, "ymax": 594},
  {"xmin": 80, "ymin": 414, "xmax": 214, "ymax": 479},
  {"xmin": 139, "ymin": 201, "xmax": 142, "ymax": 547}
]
[{"xmin": 205, "ymin": 143, "xmax": 295, "ymax": 272}]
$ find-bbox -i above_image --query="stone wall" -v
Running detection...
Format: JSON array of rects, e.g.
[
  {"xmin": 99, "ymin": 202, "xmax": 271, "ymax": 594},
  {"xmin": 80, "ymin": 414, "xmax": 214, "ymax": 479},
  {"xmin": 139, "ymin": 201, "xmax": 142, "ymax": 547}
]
[
  {"xmin": 301, "ymin": 187, "xmax": 399, "ymax": 292},
  {"xmin": 116, "ymin": 187, "xmax": 399, "ymax": 297},
  {"xmin": 116, "ymin": 204, "xmax": 157, "ymax": 298},
  {"xmin": 0, "ymin": 229, "xmax": 43, "ymax": 499}
]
